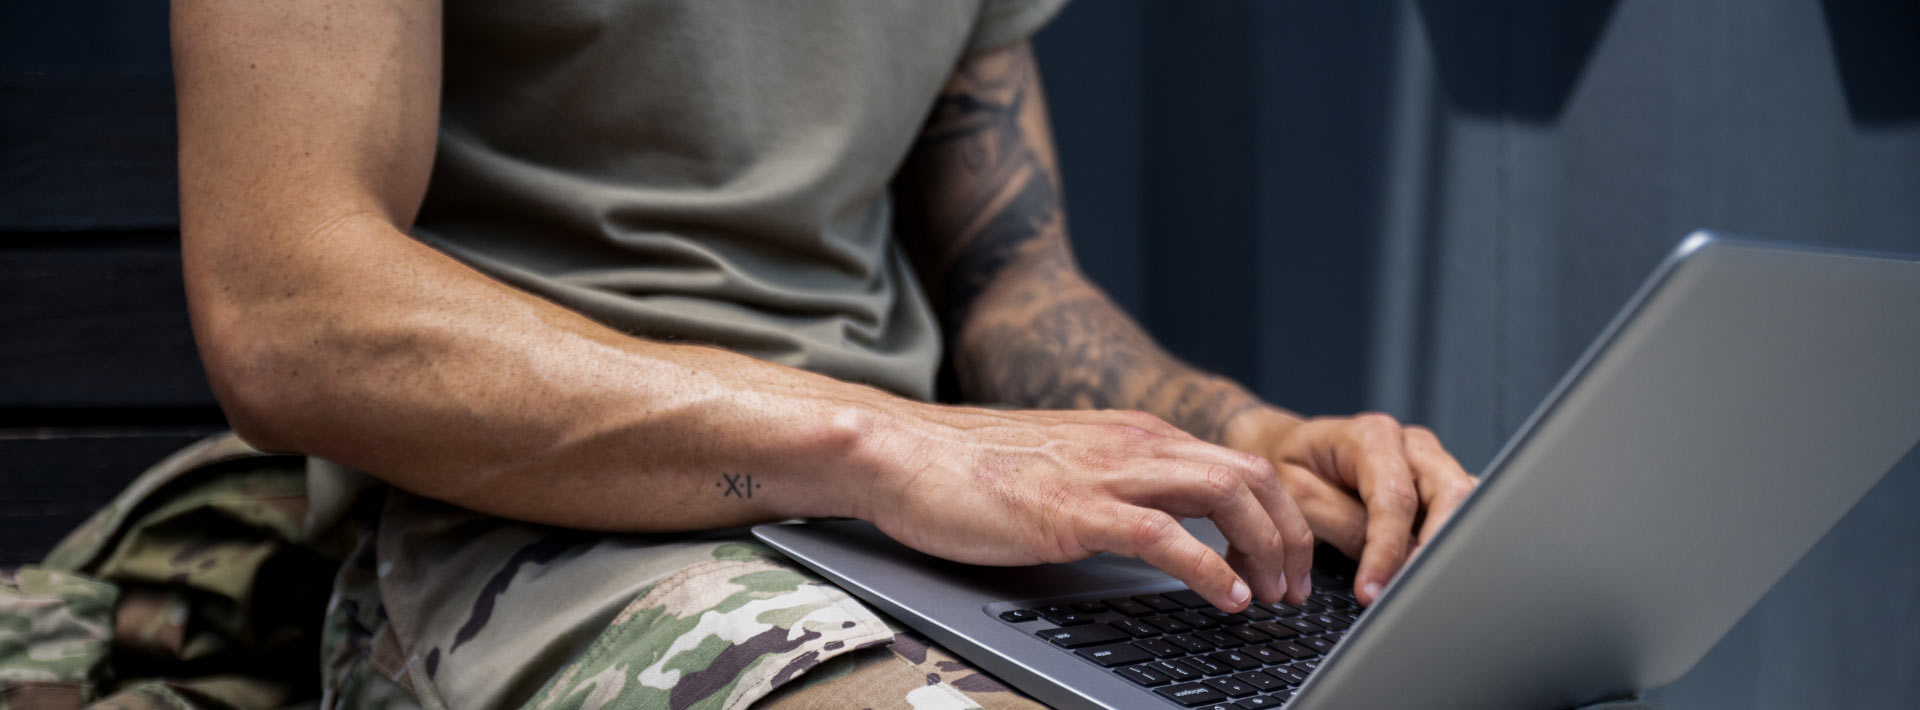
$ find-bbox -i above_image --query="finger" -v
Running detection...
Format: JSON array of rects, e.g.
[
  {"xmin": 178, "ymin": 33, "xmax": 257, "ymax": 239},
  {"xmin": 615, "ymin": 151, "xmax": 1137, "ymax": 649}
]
[
  {"xmin": 1281, "ymin": 464, "xmax": 1367, "ymax": 558},
  {"xmin": 1099, "ymin": 507, "xmax": 1252, "ymax": 611},
  {"xmin": 1238, "ymin": 456, "xmax": 1316, "ymax": 604},
  {"xmin": 1349, "ymin": 417, "xmax": 1418, "ymax": 606},
  {"xmin": 1404, "ymin": 426, "xmax": 1479, "ymax": 546},
  {"xmin": 1120, "ymin": 458, "xmax": 1291, "ymax": 606}
]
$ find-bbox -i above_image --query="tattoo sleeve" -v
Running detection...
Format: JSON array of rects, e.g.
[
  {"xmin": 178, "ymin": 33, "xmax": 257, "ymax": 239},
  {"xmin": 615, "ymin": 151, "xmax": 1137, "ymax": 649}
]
[{"xmin": 893, "ymin": 43, "xmax": 1266, "ymax": 444}]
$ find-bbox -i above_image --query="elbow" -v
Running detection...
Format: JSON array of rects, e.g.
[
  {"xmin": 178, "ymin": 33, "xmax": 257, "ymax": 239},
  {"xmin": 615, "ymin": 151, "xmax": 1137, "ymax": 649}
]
[{"xmin": 194, "ymin": 311, "xmax": 302, "ymax": 453}]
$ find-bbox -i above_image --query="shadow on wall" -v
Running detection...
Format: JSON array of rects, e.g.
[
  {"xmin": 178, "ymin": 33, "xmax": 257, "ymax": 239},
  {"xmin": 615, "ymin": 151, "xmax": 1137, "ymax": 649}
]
[
  {"xmin": 1415, "ymin": 0, "xmax": 1621, "ymax": 123},
  {"xmin": 1821, "ymin": 0, "xmax": 1920, "ymax": 126}
]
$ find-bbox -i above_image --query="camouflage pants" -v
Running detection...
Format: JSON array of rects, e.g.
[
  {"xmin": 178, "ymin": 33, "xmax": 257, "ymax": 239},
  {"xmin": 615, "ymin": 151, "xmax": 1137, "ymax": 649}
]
[
  {"xmin": 324, "ymin": 481, "xmax": 1045, "ymax": 710},
  {"xmin": 1, "ymin": 434, "xmax": 1047, "ymax": 710}
]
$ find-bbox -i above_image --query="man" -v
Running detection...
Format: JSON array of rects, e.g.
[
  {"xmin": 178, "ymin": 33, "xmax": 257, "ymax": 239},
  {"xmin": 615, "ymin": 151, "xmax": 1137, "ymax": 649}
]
[{"xmin": 169, "ymin": 0, "xmax": 1476, "ymax": 706}]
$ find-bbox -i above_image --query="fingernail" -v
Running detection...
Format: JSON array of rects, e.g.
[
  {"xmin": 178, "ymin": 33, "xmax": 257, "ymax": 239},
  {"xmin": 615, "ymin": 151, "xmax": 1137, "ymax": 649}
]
[
  {"xmin": 1230, "ymin": 579, "xmax": 1251, "ymax": 604},
  {"xmin": 1364, "ymin": 582, "xmax": 1384, "ymax": 603},
  {"xmin": 1276, "ymin": 572, "xmax": 1288, "ymax": 601}
]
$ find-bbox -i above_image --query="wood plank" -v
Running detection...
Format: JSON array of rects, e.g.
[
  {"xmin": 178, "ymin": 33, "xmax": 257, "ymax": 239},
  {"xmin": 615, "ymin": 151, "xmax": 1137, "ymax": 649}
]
[
  {"xmin": 0, "ymin": 74, "xmax": 179, "ymax": 231},
  {"xmin": 0, "ymin": 428, "xmax": 220, "ymax": 565},
  {"xmin": 0, "ymin": 233, "xmax": 218, "ymax": 409}
]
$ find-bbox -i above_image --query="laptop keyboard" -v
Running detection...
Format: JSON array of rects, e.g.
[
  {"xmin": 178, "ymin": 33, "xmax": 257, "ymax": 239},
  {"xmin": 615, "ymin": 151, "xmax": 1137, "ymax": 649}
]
[{"xmin": 995, "ymin": 584, "xmax": 1362, "ymax": 708}]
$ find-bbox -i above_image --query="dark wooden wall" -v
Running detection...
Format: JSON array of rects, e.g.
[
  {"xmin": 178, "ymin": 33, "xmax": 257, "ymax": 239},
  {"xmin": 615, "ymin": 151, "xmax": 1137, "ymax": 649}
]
[{"xmin": 0, "ymin": 1, "xmax": 225, "ymax": 563}]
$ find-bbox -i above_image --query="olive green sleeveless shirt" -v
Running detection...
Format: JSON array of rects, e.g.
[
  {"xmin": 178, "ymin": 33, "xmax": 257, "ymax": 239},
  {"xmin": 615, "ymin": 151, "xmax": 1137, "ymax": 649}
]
[{"xmin": 413, "ymin": 0, "xmax": 1067, "ymax": 401}]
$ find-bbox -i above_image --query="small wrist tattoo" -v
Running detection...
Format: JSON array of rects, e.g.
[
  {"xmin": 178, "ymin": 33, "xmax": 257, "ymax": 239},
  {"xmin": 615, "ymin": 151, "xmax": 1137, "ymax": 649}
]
[{"xmin": 717, "ymin": 473, "xmax": 760, "ymax": 499}]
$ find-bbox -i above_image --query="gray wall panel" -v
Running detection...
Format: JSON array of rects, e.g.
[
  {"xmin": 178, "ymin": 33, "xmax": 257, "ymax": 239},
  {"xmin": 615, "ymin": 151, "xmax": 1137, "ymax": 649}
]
[{"xmin": 1045, "ymin": 1, "xmax": 1920, "ymax": 706}]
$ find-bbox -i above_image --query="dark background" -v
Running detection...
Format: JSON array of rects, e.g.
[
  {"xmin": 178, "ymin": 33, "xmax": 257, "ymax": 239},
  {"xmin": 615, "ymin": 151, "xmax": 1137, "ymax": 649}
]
[{"xmin": 3, "ymin": 1, "xmax": 1917, "ymax": 707}]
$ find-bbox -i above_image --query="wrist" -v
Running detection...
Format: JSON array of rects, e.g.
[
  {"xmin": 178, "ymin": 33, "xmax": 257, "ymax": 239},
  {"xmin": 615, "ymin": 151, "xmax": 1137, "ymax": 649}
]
[
  {"xmin": 810, "ymin": 389, "xmax": 942, "ymax": 524},
  {"xmin": 1222, "ymin": 405, "xmax": 1303, "ymax": 458}
]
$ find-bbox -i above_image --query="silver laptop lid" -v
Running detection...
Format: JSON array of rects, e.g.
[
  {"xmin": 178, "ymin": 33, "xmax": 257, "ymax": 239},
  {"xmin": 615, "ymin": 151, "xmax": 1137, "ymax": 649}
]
[{"xmin": 1295, "ymin": 233, "xmax": 1920, "ymax": 708}]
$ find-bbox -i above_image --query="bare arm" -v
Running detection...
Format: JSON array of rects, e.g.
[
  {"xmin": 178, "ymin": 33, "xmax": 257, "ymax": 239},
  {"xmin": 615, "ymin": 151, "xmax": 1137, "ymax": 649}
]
[
  {"xmin": 893, "ymin": 42, "xmax": 1270, "ymax": 445},
  {"xmin": 893, "ymin": 42, "xmax": 1480, "ymax": 605},
  {"xmin": 174, "ymin": 0, "xmax": 898, "ymax": 530},
  {"xmin": 176, "ymin": 1, "xmax": 1302, "ymax": 611}
]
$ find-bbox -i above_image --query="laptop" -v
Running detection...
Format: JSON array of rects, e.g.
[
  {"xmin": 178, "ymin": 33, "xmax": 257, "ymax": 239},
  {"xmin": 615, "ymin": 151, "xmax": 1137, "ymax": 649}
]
[{"xmin": 754, "ymin": 233, "xmax": 1920, "ymax": 709}]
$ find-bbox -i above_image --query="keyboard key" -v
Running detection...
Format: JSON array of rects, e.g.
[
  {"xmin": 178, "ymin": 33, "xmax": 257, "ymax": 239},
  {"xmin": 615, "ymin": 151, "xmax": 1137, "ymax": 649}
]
[
  {"xmin": 998, "ymin": 609, "xmax": 1038, "ymax": 622},
  {"xmin": 1297, "ymin": 601, "xmax": 1326, "ymax": 614},
  {"xmin": 1279, "ymin": 618, "xmax": 1322, "ymax": 635},
  {"xmin": 1266, "ymin": 602, "xmax": 1303, "ymax": 617},
  {"xmin": 1134, "ymin": 638, "xmax": 1183, "ymax": 658},
  {"xmin": 1038, "ymin": 624, "xmax": 1129, "ymax": 648},
  {"xmin": 1076, "ymin": 642, "xmax": 1152, "ymax": 667},
  {"xmin": 1134, "ymin": 594, "xmax": 1184, "ymax": 612},
  {"xmin": 1297, "ymin": 661, "xmax": 1319, "ymax": 671},
  {"xmin": 1112, "ymin": 619, "xmax": 1159, "ymax": 638},
  {"xmin": 1272, "ymin": 641, "xmax": 1318, "ymax": 659},
  {"xmin": 1248, "ymin": 621, "xmax": 1298, "ymax": 640},
  {"xmin": 1184, "ymin": 655, "xmax": 1230, "ymax": 676},
  {"xmin": 1202, "ymin": 676, "xmax": 1258, "ymax": 697},
  {"xmin": 1037, "ymin": 607, "xmax": 1093, "ymax": 626},
  {"xmin": 1238, "ymin": 604, "xmax": 1275, "ymax": 621},
  {"xmin": 1104, "ymin": 597, "xmax": 1156, "ymax": 617},
  {"xmin": 1118, "ymin": 664, "xmax": 1171, "ymax": 687},
  {"xmin": 1324, "ymin": 631, "xmax": 1345, "ymax": 644},
  {"xmin": 1157, "ymin": 682, "xmax": 1228, "ymax": 706},
  {"xmin": 1243, "ymin": 644, "xmax": 1285, "ymax": 665},
  {"xmin": 1151, "ymin": 660, "xmax": 1201, "ymax": 682},
  {"xmin": 1071, "ymin": 601, "xmax": 1109, "ymax": 613},
  {"xmin": 1210, "ymin": 650, "xmax": 1262, "ymax": 670},
  {"xmin": 1195, "ymin": 630, "xmax": 1242, "ymax": 648},
  {"xmin": 1201, "ymin": 608, "xmax": 1246, "ymax": 625},
  {"xmin": 1266, "ymin": 666, "xmax": 1308, "ymax": 685},
  {"xmin": 1165, "ymin": 633, "xmax": 1216, "ymax": 654},
  {"xmin": 1164, "ymin": 589, "xmax": 1212, "ymax": 608},
  {"xmin": 1143, "ymin": 615, "xmax": 1194, "ymax": 634},
  {"xmin": 1309, "ymin": 614, "xmax": 1349, "ymax": 631},
  {"xmin": 1225, "ymin": 625, "xmax": 1273, "ymax": 644},
  {"xmin": 1173, "ymin": 611, "xmax": 1221, "ymax": 629},
  {"xmin": 1300, "ymin": 636, "xmax": 1335, "ymax": 655},
  {"xmin": 1235, "ymin": 670, "xmax": 1287, "ymax": 691},
  {"xmin": 1236, "ymin": 696, "xmax": 1285, "ymax": 708}
]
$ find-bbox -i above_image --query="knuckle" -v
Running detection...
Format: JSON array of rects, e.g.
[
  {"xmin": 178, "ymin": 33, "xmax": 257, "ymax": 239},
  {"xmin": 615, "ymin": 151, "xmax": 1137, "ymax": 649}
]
[
  {"xmin": 1242, "ymin": 453, "xmax": 1277, "ymax": 479},
  {"xmin": 1197, "ymin": 464, "xmax": 1239, "ymax": 498},
  {"xmin": 1403, "ymin": 424, "xmax": 1439, "ymax": 445},
  {"xmin": 1127, "ymin": 509, "xmax": 1178, "ymax": 553},
  {"xmin": 1369, "ymin": 479, "xmax": 1419, "ymax": 510},
  {"xmin": 1287, "ymin": 524, "xmax": 1316, "ymax": 553},
  {"xmin": 1354, "ymin": 411, "xmax": 1401, "ymax": 432}
]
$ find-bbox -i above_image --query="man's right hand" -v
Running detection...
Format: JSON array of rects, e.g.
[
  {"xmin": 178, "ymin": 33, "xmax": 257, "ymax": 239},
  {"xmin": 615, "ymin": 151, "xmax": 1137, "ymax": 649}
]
[{"xmin": 856, "ymin": 404, "xmax": 1315, "ymax": 611}]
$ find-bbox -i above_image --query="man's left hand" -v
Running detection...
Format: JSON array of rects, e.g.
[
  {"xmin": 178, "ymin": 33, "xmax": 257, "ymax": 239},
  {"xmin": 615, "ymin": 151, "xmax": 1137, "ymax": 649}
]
[{"xmin": 1229, "ymin": 410, "xmax": 1479, "ymax": 606}]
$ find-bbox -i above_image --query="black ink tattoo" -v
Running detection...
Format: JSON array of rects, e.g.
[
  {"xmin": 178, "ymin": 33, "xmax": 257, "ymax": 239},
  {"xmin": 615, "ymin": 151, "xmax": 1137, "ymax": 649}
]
[
  {"xmin": 718, "ymin": 473, "xmax": 759, "ymax": 499},
  {"xmin": 894, "ymin": 44, "xmax": 1268, "ymax": 445},
  {"xmin": 959, "ymin": 293, "xmax": 1264, "ymax": 443},
  {"xmin": 895, "ymin": 44, "xmax": 1063, "ymax": 328}
]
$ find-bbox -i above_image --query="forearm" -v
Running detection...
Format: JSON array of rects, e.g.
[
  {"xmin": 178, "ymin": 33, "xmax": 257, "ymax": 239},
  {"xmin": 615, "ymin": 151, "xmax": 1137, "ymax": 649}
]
[
  {"xmin": 952, "ymin": 264, "xmax": 1300, "ymax": 448},
  {"xmin": 192, "ymin": 215, "xmax": 897, "ymax": 532}
]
